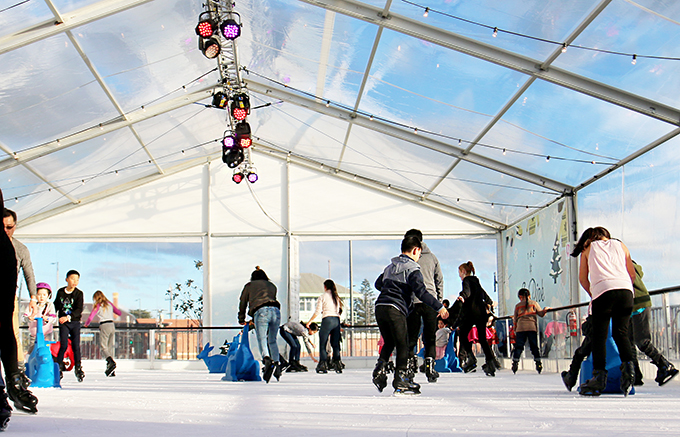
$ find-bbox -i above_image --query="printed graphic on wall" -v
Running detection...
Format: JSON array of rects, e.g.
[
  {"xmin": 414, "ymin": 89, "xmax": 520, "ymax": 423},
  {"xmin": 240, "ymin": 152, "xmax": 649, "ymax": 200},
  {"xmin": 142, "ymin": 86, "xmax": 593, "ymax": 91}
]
[{"xmin": 501, "ymin": 200, "xmax": 572, "ymax": 315}]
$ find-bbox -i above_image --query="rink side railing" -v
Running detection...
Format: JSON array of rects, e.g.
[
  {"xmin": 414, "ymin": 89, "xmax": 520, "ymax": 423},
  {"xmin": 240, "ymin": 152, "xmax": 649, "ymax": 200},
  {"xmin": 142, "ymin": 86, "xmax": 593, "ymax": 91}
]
[{"xmin": 18, "ymin": 286, "xmax": 680, "ymax": 365}]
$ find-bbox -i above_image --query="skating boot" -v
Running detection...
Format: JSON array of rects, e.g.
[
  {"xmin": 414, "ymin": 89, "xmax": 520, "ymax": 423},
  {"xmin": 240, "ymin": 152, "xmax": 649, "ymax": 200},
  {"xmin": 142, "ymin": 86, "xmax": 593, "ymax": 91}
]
[
  {"xmin": 633, "ymin": 362, "xmax": 644, "ymax": 386},
  {"xmin": 386, "ymin": 360, "xmax": 395, "ymax": 374},
  {"xmin": 372, "ymin": 359, "xmax": 388, "ymax": 393},
  {"xmin": 654, "ymin": 357, "xmax": 679, "ymax": 386},
  {"xmin": 279, "ymin": 356, "xmax": 290, "ymax": 373},
  {"xmin": 393, "ymin": 369, "xmax": 420, "ymax": 396},
  {"xmin": 75, "ymin": 364, "xmax": 85, "ymax": 383},
  {"xmin": 407, "ymin": 356, "xmax": 419, "ymax": 377},
  {"xmin": 332, "ymin": 358, "xmax": 344, "ymax": 374},
  {"xmin": 286, "ymin": 360, "xmax": 301, "ymax": 372},
  {"xmin": 105, "ymin": 357, "xmax": 117, "ymax": 377},
  {"xmin": 462, "ymin": 358, "xmax": 477, "ymax": 373},
  {"xmin": 620, "ymin": 361, "xmax": 635, "ymax": 396},
  {"xmin": 579, "ymin": 369, "xmax": 607, "ymax": 396},
  {"xmin": 482, "ymin": 360, "xmax": 495, "ymax": 377},
  {"xmin": 7, "ymin": 373, "xmax": 38, "ymax": 414},
  {"xmin": 1, "ymin": 387, "xmax": 11, "ymax": 431},
  {"xmin": 262, "ymin": 356, "xmax": 275, "ymax": 383},
  {"xmin": 273, "ymin": 361, "xmax": 282, "ymax": 381},
  {"xmin": 424, "ymin": 357, "xmax": 439, "ymax": 383},
  {"xmin": 17, "ymin": 364, "xmax": 31, "ymax": 389},
  {"xmin": 59, "ymin": 362, "xmax": 65, "ymax": 381},
  {"xmin": 297, "ymin": 361, "xmax": 309, "ymax": 372},
  {"xmin": 561, "ymin": 370, "xmax": 578, "ymax": 392},
  {"xmin": 511, "ymin": 360, "xmax": 519, "ymax": 374},
  {"xmin": 315, "ymin": 360, "xmax": 328, "ymax": 374},
  {"xmin": 419, "ymin": 362, "xmax": 427, "ymax": 374},
  {"xmin": 535, "ymin": 360, "xmax": 543, "ymax": 374}
]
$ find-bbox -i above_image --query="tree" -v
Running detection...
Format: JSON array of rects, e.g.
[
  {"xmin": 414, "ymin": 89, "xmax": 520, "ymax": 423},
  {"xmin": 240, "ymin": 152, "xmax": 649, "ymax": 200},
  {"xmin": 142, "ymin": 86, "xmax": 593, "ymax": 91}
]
[
  {"xmin": 165, "ymin": 260, "xmax": 203, "ymax": 326},
  {"xmin": 549, "ymin": 233, "xmax": 562, "ymax": 284},
  {"xmin": 353, "ymin": 279, "xmax": 376, "ymax": 325},
  {"xmin": 130, "ymin": 309, "xmax": 152, "ymax": 319}
]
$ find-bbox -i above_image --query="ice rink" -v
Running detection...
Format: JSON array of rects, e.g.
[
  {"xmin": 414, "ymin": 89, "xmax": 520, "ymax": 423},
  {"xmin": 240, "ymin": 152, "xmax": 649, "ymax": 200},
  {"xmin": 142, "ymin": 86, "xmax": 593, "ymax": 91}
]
[{"xmin": 7, "ymin": 360, "xmax": 680, "ymax": 436}]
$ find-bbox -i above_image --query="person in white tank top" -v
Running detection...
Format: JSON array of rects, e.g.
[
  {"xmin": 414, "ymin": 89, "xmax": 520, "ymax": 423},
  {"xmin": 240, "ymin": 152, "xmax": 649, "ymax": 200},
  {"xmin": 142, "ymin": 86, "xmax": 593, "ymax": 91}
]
[{"xmin": 571, "ymin": 227, "xmax": 636, "ymax": 397}]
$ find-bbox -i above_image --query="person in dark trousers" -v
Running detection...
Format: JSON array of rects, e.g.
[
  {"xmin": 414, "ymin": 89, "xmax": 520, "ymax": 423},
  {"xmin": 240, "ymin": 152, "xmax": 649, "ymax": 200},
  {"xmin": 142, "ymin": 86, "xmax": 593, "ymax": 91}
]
[
  {"xmin": 511, "ymin": 288, "xmax": 550, "ymax": 374},
  {"xmin": 372, "ymin": 236, "xmax": 448, "ymax": 395},
  {"xmin": 0, "ymin": 189, "xmax": 38, "ymax": 425},
  {"xmin": 54, "ymin": 270, "xmax": 85, "ymax": 382},
  {"xmin": 629, "ymin": 262, "xmax": 678, "ymax": 386},
  {"xmin": 561, "ymin": 315, "xmax": 593, "ymax": 391},
  {"xmin": 279, "ymin": 320, "xmax": 318, "ymax": 372},
  {"xmin": 403, "ymin": 229, "xmax": 444, "ymax": 383}
]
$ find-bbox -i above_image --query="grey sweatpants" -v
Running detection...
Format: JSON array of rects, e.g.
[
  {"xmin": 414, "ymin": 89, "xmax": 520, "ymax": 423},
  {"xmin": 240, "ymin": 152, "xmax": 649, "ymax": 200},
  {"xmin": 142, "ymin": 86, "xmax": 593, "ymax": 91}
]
[{"xmin": 99, "ymin": 323, "xmax": 115, "ymax": 359}]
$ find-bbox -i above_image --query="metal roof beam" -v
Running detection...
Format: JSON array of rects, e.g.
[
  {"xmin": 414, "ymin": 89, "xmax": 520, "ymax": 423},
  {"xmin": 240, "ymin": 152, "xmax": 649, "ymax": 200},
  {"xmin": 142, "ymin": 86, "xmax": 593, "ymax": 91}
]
[
  {"xmin": 0, "ymin": 0, "xmax": 152, "ymax": 55},
  {"xmin": 298, "ymin": 0, "xmax": 680, "ymax": 127},
  {"xmin": 244, "ymin": 76, "xmax": 570, "ymax": 193}
]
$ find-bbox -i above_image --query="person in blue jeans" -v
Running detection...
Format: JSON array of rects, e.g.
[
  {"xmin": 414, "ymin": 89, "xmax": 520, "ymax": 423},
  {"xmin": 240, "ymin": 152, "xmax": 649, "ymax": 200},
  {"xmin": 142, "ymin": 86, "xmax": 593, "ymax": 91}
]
[
  {"xmin": 306, "ymin": 279, "xmax": 344, "ymax": 373},
  {"xmin": 238, "ymin": 266, "xmax": 282, "ymax": 383}
]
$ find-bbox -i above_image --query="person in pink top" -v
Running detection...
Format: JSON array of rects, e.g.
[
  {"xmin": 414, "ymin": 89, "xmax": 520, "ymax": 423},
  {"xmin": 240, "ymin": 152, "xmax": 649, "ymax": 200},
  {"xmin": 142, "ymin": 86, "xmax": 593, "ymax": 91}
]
[
  {"xmin": 84, "ymin": 291, "xmax": 122, "ymax": 377},
  {"xmin": 571, "ymin": 227, "xmax": 636, "ymax": 396},
  {"xmin": 306, "ymin": 279, "xmax": 344, "ymax": 374}
]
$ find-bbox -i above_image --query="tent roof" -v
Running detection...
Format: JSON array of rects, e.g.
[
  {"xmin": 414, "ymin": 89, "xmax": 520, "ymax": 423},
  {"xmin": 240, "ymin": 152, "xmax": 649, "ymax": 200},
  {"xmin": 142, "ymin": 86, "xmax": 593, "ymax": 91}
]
[{"xmin": 2, "ymin": 0, "xmax": 679, "ymax": 233}]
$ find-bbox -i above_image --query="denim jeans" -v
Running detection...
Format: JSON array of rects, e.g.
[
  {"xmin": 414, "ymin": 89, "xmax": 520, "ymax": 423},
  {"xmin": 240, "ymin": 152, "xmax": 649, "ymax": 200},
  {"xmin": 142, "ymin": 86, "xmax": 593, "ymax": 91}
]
[
  {"xmin": 279, "ymin": 327, "xmax": 301, "ymax": 362},
  {"xmin": 254, "ymin": 306, "xmax": 280, "ymax": 362},
  {"xmin": 319, "ymin": 316, "xmax": 341, "ymax": 363},
  {"xmin": 512, "ymin": 330, "xmax": 541, "ymax": 361}
]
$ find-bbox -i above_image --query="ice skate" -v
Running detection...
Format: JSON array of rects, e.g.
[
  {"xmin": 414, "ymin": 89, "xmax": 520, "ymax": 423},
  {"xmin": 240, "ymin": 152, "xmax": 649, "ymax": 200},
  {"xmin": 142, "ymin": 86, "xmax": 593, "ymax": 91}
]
[
  {"xmin": 579, "ymin": 369, "xmax": 607, "ymax": 396},
  {"xmin": 407, "ymin": 356, "xmax": 418, "ymax": 377},
  {"xmin": 511, "ymin": 360, "xmax": 518, "ymax": 374},
  {"xmin": 482, "ymin": 361, "xmax": 495, "ymax": 377},
  {"xmin": 535, "ymin": 360, "xmax": 543, "ymax": 374},
  {"xmin": 273, "ymin": 361, "xmax": 282, "ymax": 381},
  {"xmin": 7, "ymin": 373, "xmax": 38, "ymax": 414},
  {"xmin": 75, "ymin": 364, "xmax": 85, "ymax": 383},
  {"xmin": 424, "ymin": 357, "xmax": 439, "ymax": 383},
  {"xmin": 386, "ymin": 360, "xmax": 395, "ymax": 374},
  {"xmin": 332, "ymin": 358, "xmax": 344, "ymax": 374},
  {"xmin": 393, "ymin": 369, "xmax": 420, "ymax": 396},
  {"xmin": 105, "ymin": 357, "xmax": 117, "ymax": 377},
  {"xmin": 620, "ymin": 361, "xmax": 635, "ymax": 396},
  {"xmin": 279, "ymin": 356, "xmax": 290, "ymax": 373},
  {"xmin": 315, "ymin": 360, "xmax": 328, "ymax": 374},
  {"xmin": 561, "ymin": 370, "xmax": 578, "ymax": 392},
  {"xmin": 655, "ymin": 358, "xmax": 679, "ymax": 386},
  {"xmin": 1, "ymin": 387, "xmax": 11, "ymax": 431},
  {"xmin": 462, "ymin": 358, "xmax": 477, "ymax": 374},
  {"xmin": 262, "ymin": 356, "xmax": 275, "ymax": 383},
  {"xmin": 372, "ymin": 360, "xmax": 388, "ymax": 393}
]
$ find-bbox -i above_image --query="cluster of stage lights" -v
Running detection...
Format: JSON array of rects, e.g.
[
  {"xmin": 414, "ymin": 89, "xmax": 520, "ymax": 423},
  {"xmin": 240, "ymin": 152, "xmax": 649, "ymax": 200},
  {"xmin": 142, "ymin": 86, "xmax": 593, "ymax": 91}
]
[{"xmin": 195, "ymin": 11, "xmax": 241, "ymax": 59}]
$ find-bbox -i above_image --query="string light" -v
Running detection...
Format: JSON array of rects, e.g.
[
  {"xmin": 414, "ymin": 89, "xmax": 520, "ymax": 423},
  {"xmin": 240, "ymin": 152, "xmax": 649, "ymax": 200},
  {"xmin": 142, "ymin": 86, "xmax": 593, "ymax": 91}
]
[
  {"xmin": 423, "ymin": 7, "xmax": 429, "ymax": 17},
  {"xmin": 502, "ymin": 148, "xmax": 506, "ymax": 155},
  {"xmin": 99, "ymin": 123, "xmax": 103, "ymax": 131},
  {"xmin": 546, "ymin": 156, "xmax": 550, "ymax": 162},
  {"xmin": 561, "ymin": 44, "xmax": 567, "ymax": 53},
  {"xmin": 632, "ymin": 54, "xmax": 637, "ymax": 65},
  {"xmin": 326, "ymin": 100, "xmax": 330, "ymax": 107},
  {"xmin": 492, "ymin": 27, "xmax": 498, "ymax": 38}
]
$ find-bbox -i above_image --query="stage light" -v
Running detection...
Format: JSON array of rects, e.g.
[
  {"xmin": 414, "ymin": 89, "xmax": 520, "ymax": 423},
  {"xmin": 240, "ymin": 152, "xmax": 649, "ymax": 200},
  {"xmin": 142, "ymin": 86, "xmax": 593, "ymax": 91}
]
[
  {"xmin": 220, "ymin": 19, "xmax": 241, "ymax": 40},
  {"xmin": 230, "ymin": 93, "xmax": 250, "ymax": 121},
  {"xmin": 235, "ymin": 121, "xmax": 252, "ymax": 148},
  {"xmin": 222, "ymin": 145, "xmax": 244, "ymax": 168},
  {"xmin": 199, "ymin": 37, "xmax": 221, "ymax": 59},
  {"xmin": 232, "ymin": 170, "xmax": 244, "ymax": 184},
  {"xmin": 222, "ymin": 135, "xmax": 236, "ymax": 149},
  {"xmin": 213, "ymin": 92, "xmax": 229, "ymax": 109},
  {"xmin": 195, "ymin": 14, "xmax": 217, "ymax": 38},
  {"xmin": 246, "ymin": 168, "xmax": 258, "ymax": 183}
]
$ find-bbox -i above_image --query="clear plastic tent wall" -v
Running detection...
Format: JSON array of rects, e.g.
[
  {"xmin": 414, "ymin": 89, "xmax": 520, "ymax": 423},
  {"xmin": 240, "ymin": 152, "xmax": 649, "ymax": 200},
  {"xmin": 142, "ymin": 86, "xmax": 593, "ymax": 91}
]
[{"xmin": 2, "ymin": 0, "xmax": 680, "ymax": 324}]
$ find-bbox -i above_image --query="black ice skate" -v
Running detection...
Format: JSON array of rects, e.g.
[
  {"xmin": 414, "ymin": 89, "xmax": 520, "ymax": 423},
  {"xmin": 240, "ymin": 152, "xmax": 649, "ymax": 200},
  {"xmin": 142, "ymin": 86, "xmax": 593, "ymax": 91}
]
[
  {"xmin": 372, "ymin": 360, "xmax": 388, "ymax": 393},
  {"xmin": 331, "ymin": 359, "xmax": 344, "ymax": 374},
  {"xmin": 407, "ymin": 356, "xmax": 419, "ymax": 376},
  {"xmin": 7, "ymin": 373, "xmax": 38, "ymax": 414},
  {"xmin": 535, "ymin": 361, "xmax": 543, "ymax": 374},
  {"xmin": 1, "ymin": 387, "xmax": 11, "ymax": 431},
  {"xmin": 655, "ymin": 358, "xmax": 679, "ymax": 386},
  {"xmin": 511, "ymin": 360, "xmax": 519, "ymax": 374},
  {"xmin": 105, "ymin": 357, "xmax": 117, "ymax": 377},
  {"xmin": 462, "ymin": 359, "xmax": 477, "ymax": 373},
  {"xmin": 273, "ymin": 361, "xmax": 282, "ymax": 381},
  {"xmin": 315, "ymin": 360, "xmax": 328, "ymax": 374},
  {"xmin": 620, "ymin": 361, "xmax": 635, "ymax": 396},
  {"xmin": 561, "ymin": 370, "xmax": 578, "ymax": 392},
  {"xmin": 579, "ymin": 369, "xmax": 607, "ymax": 397},
  {"xmin": 482, "ymin": 361, "xmax": 495, "ymax": 377},
  {"xmin": 393, "ymin": 369, "xmax": 420, "ymax": 396},
  {"xmin": 279, "ymin": 356, "xmax": 290, "ymax": 373},
  {"xmin": 75, "ymin": 364, "xmax": 85, "ymax": 383},
  {"xmin": 424, "ymin": 357, "xmax": 439, "ymax": 383},
  {"xmin": 262, "ymin": 356, "xmax": 275, "ymax": 383}
]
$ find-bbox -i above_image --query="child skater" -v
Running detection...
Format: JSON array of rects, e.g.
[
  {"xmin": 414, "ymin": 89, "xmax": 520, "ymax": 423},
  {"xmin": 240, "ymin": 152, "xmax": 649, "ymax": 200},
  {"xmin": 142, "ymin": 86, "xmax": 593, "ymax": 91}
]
[
  {"xmin": 511, "ymin": 288, "xmax": 550, "ymax": 374},
  {"xmin": 54, "ymin": 270, "xmax": 85, "ymax": 382},
  {"xmin": 435, "ymin": 318, "xmax": 452, "ymax": 360},
  {"xmin": 279, "ymin": 321, "xmax": 319, "ymax": 372},
  {"xmin": 23, "ymin": 283, "xmax": 57, "ymax": 355},
  {"xmin": 84, "ymin": 291, "xmax": 121, "ymax": 377},
  {"xmin": 372, "ymin": 236, "xmax": 448, "ymax": 395}
]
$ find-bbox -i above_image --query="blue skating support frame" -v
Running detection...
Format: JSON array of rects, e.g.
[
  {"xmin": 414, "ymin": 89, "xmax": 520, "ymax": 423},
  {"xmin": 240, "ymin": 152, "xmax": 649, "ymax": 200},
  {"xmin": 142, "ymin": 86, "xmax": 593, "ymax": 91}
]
[
  {"xmin": 26, "ymin": 317, "xmax": 61, "ymax": 388},
  {"xmin": 579, "ymin": 321, "xmax": 635, "ymax": 395}
]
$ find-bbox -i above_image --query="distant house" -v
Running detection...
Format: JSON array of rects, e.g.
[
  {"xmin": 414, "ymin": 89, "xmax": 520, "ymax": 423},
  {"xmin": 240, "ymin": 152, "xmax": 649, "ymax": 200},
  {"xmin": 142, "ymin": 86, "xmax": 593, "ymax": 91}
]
[{"xmin": 298, "ymin": 273, "xmax": 351, "ymax": 324}]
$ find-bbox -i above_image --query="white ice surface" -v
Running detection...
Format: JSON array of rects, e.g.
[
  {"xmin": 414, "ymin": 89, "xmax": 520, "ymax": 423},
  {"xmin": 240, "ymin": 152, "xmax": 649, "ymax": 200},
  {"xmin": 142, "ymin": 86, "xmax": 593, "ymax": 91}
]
[{"xmin": 7, "ymin": 361, "xmax": 680, "ymax": 436}]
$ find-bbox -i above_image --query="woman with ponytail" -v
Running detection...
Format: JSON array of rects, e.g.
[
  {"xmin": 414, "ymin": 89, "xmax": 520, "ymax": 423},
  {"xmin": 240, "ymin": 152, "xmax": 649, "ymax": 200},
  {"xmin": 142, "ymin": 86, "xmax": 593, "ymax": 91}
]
[{"xmin": 307, "ymin": 279, "xmax": 344, "ymax": 373}]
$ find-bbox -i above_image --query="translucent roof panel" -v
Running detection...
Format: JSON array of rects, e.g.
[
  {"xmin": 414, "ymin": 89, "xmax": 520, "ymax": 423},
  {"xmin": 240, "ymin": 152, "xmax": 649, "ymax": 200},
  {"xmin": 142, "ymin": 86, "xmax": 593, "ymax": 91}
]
[
  {"xmin": 0, "ymin": 0, "xmax": 54, "ymax": 39},
  {"xmin": 50, "ymin": 0, "xmax": 102, "ymax": 14},
  {"xmin": 389, "ymin": 0, "xmax": 600, "ymax": 60},
  {"xmin": 553, "ymin": 0, "xmax": 680, "ymax": 108},
  {"xmin": 2, "ymin": 165, "xmax": 71, "ymax": 218},
  {"xmin": 477, "ymin": 79, "xmax": 675, "ymax": 186}
]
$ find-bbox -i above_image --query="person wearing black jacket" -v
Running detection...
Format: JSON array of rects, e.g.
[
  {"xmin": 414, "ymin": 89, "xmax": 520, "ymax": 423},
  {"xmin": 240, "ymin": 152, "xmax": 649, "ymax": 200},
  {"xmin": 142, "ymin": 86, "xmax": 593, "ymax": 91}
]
[
  {"xmin": 457, "ymin": 261, "xmax": 496, "ymax": 376},
  {"xmin": 54, "ymin": 270, "xmax": 85, "ymax": 382},
  {"xmin": 372, "ymin": 236, "xmax": 448, "ymax": 395}
]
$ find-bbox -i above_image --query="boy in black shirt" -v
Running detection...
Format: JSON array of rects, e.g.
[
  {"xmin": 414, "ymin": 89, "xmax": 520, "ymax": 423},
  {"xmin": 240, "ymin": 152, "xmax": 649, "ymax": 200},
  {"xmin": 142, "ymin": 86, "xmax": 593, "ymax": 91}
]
[{"xmin": 54, "ymin": 270, "xmax": 85, "ymax": 382}]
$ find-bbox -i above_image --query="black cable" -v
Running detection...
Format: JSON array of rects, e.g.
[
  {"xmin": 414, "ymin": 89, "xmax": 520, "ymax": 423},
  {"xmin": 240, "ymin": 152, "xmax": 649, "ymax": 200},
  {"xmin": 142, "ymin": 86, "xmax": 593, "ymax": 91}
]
[{"xmin": 0, "ymin": 0, "xmax": 30, "ymax": 14}]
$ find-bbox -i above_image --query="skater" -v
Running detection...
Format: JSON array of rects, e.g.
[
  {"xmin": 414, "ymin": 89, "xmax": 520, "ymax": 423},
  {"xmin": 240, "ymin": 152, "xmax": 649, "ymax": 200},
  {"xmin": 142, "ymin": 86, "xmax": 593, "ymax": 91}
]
[
  {"xmin": 54, "ymin": 270, "xmax": 85, "ymax": 382},
  {"xmin": 279, "ymin": 320, "xmax": 318, "ymax": 372},
  {"xmin": 306, "ymin": 279, "xmax": 344, "ymax": 373},
  {"xmin": 403, "ymin": 229, "xmax": 444, "ymax": 383},
  {"xmin": 511, "ymin": 288, "xmax": 550, "ymax": 374},
  {"xmin": 0, "ymin": 189, "xmax": 39, "ymax": 422},
  {"xmin": 84, "ymin": 290, "xmax": 122, "ymax": 377},
  {"xmin": 571, "ymin": 227, "xmax": 636, "ymax": 396},
  {"xmin": 435, "ymin": 318, "xmax": 452, "ymax": 360},
  {"xmin": 238, "ymin": 266, "xmax": 282, "ymax": 383},
  {"xmin": 372, "ymin": 236, "xmax": 448, "ymax": 395},
  {"xmin": 23, "ymin": 283, "xmax": 57, "ymax": 355},
  {"xmin": 628, "ymin": 262, "xmax": 678, "ymax": 386},
  {"xmin": 457, "ymin": 261, "xmax": 497, "ymax": 376}
]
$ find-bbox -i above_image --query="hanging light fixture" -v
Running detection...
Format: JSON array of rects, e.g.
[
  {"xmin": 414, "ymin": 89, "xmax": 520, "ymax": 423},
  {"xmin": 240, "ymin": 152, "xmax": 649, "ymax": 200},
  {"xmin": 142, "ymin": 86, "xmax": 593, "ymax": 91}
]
[
  {"xmin": 235, "ymin": 121, "xmax": 252, "ymax": 148},
  {"xmin": 195, "ymin": 13, "xmax": 217, "ymax": 38},
  {"xmin": 232, "ymin": 170, "xmax": 244, "ymax": 184},
  {"xmin": 222, "ymin": 146, "xmax": 244, "ymax": 168},
  {"xmin": 199, "ymin": 36, "xmax": 221, "ymax": 59},
  {"xmin": 230, "ymin": 93, "xmax": 250, "ymax": 121},
  {"xmin": 220, "ymin": 18, "xmax": 241, "ymax": 40},
  {"xmin": 246, "ymin": 167, "xmax": 258, "ymax": 183},
  {"xmin": 212, "ymin": 92, "xmax": 229, "ymax": 109},
  {"xmin": 222, "ymin": 134, "xmax": 236, "ymax": 149}
]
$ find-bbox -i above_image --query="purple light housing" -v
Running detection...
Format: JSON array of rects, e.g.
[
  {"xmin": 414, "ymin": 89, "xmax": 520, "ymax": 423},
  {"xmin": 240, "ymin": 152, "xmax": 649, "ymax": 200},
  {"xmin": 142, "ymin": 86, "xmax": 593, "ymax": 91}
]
[
  {"xmin": 220, "ymin": 19, "xmax": 241, "ymax": 40},
  {"xmin": 222, "ymin": 135, "xmax": 236, "ymax": 149},
  {"xmin": 247, "ymin": 171, "xmax": 258, "ymax": 183}
]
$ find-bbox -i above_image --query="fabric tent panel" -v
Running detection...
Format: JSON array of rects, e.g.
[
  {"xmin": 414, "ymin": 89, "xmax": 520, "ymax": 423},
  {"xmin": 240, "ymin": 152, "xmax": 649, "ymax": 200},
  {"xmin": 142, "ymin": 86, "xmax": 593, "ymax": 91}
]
[
  {"xmin": 0, "ymin": 0, "xmax": 54, "ymax": 39},
  {"xmin": 288, "ymin": 164, "xmax": 492, "ymax": 234},
  {"xmin": 49, "ymin": 0, "xmax": 102, "ymax": 14},
  {"xmin": 338, "ymin": 124, "xmax": 455, "ymax": 194},
  {"xmin": 17, "ymin": 165, "xmax": 205, "ymax": 235},
  {"xmin": 553, "ymin": 0, "xmax": 680, "ymax": 109},
  {"xmin": 1, "ymin": 165, "xmax": 68, "ymax": 219},
  {"xmin": 388, "ymin": 0, "xmax": 598, "ymax": 61},
  {"xmin": 478, "ymin": 79, "xmax": 674, "ymax": 186}
]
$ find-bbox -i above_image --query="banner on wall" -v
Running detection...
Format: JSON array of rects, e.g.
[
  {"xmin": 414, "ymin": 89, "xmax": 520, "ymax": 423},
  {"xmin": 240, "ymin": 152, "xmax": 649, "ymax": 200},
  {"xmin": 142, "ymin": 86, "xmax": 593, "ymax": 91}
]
[{"xmin": 501, "ymin": 199, "xmax": 573, "ymax": 315}]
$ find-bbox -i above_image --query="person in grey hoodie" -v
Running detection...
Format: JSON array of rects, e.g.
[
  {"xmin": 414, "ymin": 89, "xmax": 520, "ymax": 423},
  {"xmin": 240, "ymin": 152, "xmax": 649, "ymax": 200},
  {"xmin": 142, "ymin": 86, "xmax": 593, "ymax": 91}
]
[
  {"xmin": 404, "ymin": 229, "xmax": 444, "ymax": 383},
  {"xmin": 372, "ymin": 236, "xmax": 448, "ymax": 395}
]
